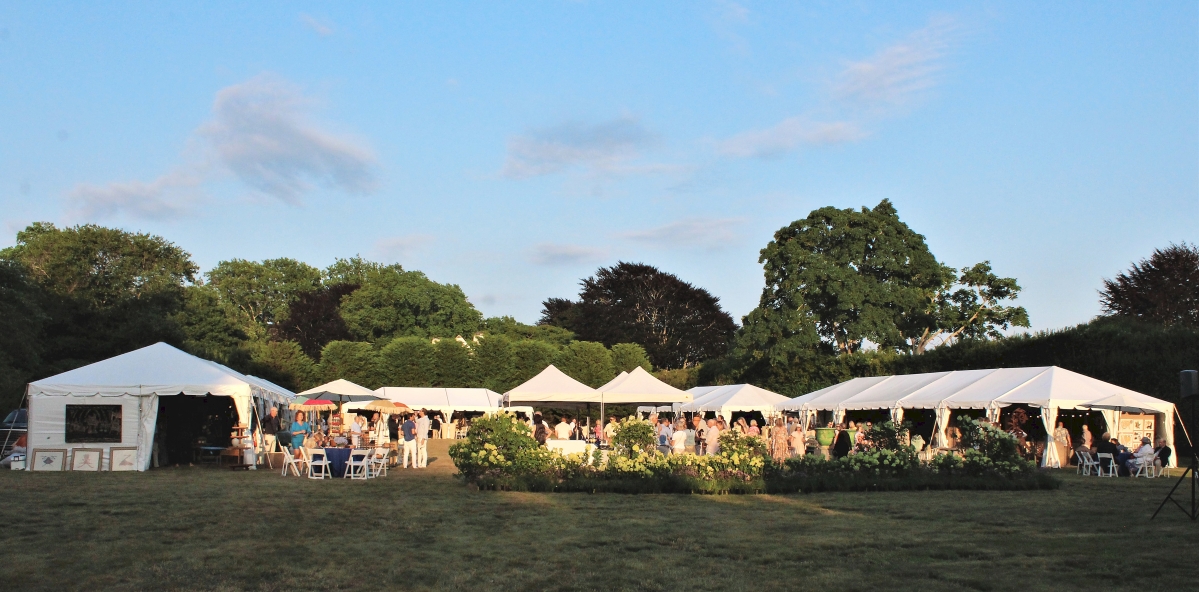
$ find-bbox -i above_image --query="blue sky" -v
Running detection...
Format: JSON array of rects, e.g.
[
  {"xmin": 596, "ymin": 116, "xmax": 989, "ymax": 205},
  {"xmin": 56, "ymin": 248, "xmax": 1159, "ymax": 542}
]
[{"xmin": 1, "ymin": 1, "xmax": 1196, "ymax": 334}]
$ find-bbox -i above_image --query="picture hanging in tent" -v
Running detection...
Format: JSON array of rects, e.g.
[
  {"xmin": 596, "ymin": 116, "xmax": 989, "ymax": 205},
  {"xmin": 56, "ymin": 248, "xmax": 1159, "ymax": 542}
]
[{"xmin": 65, "ymin": 405, "xmax": 122, "ymax": 443}]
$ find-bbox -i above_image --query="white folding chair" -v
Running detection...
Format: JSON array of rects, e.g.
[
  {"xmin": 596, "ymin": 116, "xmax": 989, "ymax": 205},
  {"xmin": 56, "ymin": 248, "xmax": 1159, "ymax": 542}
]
[
  {"xmin": 281, "ymin": 446, "xmax": 308, "ymax": 477},
  {"xmin": 1095, "ymin": 453, "xmax": 1118, "ymax": 477},
  {"xmin": 1133, "ymin": 455, "xmax": 1155, "ymax": 478},
  {"xmin": 369, "ymin": 447, "xmax": 389, "ymax": 478},
  {"xmin": 344, "ymin": 449, "xmax": 370, "ymax": 480},
  {"xmin": 1076, "ymin": 451, "xmax": 1098, "ymax": 476},
  {"xmin": 307, "ymin": 449, "xmax": 331, "ymax": 480}
]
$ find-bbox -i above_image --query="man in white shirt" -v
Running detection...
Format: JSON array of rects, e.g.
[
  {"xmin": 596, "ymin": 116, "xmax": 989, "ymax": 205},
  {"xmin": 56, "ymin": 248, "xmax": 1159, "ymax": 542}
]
[
  {"xmin": 555, "ymin": 416, "xmax": 573, "ymax": 440},
  {"xmin": 415, "ymin": 409, "xmax": 431, "ymax": 468},
  {"xmin": 603, "ymin": 416, "xmax": 618, "ymax": 444},
  {"xmin": 705, "ymin": 418, "xmax": 721, "ymax": 455},
  {"xmin": 1125, "ymin": 437, "xmax": 1154, "ymax": 474}
]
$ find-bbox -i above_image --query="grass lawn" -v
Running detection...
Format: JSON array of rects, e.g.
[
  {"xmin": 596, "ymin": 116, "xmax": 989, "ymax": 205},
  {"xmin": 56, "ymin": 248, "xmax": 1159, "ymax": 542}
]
[{"xmin": 2, "ymin": 440, "xmax": 1196, "ymax": 591}]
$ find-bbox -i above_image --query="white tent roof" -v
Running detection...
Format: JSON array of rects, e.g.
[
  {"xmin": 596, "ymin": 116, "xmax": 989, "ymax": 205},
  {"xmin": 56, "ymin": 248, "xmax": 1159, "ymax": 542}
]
[
  {"xmin": 680, "ymin": 384, "xmax": 788, "ymax": 414},
  {"xmin": 374, "ymin": 387, "xmax": 503, "ymax": 410},
  {"xmin": 27, "ymin": 342, "xmax": 294, "ymax": 403},
  {"xmin": 776, "ymin": 366, "xmax": 1163, "ymax": 413},
  {"xmin": 688, "ymin": 385, "xmax": 724, "ymax": 399},
  {"xmin": 597, "ymin": 371, "xmax": 628, "ymax": 392},
  {"xmin": 598, "ymin": 366, "xmax": 692, "ymax": 404},
  {"xmin": 297, "ymin": 379, "xmax": 380, "ymax": 401},
  {"xmin": 504, "ymin": 365, "xmax": 598, "ymax": 403},
  {"xmin": 1079, "ymin": 391, "xmax": 1176, "ymax": 415}
]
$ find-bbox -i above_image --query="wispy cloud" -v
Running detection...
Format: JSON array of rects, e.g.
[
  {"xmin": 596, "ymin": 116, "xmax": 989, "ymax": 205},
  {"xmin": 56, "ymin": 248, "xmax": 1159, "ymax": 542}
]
[
  {"xmin": 373, "ymin": 234, "xmax": 434, "ymax": 262},
  {"xmin": 620, "ymin": 217, "xmax": 746, "ymax": 250},
  {"xmin": 66, "ymin": 170, "xmax": 203, "ymax": 221},
  {"xmin": 529, "ymin": 243, "xmax": 608, "ymax": 266},
  {"xmin": 833, "ymin": 15, "xmax": 958, "ymax": 110},
  {"xmin": 718, "ymin": 118, "xmax": 865, "ymax": 159},
  {"xmin": 300, "ymin": 14, "xmax": 334, "ymax": 37},
  {"xmin": 199, "ymin": 74, "xmax": 376, "ymax": 204},
  {"xmin": 502, "ymin": 116, "xmax": 656, "ymax": 179},
  {"xmin": 718, "ymin": 15, "xmax": 960, "ymax": 160},
  {"xmin": 66, "ymin": 73, "xmax": 376, "ymax": 220}
]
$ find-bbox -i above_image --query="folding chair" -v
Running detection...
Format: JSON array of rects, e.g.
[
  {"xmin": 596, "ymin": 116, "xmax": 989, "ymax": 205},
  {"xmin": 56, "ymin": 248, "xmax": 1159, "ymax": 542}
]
[
  {"xmin": 281, "ymin": 446, "xmax": 308, "ymax": 477},
  {"xmin": 1095, "ymin": 452, "xmax": 1118, "ymax": 477},
  {"xmin": 369, "ymin": 447, "xmax": 389, "ymax": 478},
  {"xmin": 307, "ymin": 449, "xmax": 331, "ymax": 479},
  {"xmin": 1076, "ymin": 450, "xmax": 1098, "ymax": 476},
  {"xmin": 344, "ymin": 449, "xmax": 370, "ymax": 480},
  {"xmin": 1133, "ymin": 456, "xmax": 1154, "ymax": 478}
]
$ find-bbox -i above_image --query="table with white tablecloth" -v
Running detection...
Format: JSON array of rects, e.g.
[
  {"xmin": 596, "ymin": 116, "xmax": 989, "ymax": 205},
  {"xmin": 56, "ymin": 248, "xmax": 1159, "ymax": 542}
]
[{"xmin": 545, "ymin": 440, "xmax": 592, "ymax": 456}]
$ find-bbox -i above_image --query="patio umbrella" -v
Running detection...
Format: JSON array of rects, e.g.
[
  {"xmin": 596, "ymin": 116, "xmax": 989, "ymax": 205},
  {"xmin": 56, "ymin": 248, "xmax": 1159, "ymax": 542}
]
[
  {"xmin": 296, "ymin": 379, "xmax": 381, "ymax": 404},
  {"xmin": 289, "ymin": 399, "xmax": 337, "ymax": 412},
  {"xmin": 363, "ymin": 400, "xmax": 411, "ymax": 415}
]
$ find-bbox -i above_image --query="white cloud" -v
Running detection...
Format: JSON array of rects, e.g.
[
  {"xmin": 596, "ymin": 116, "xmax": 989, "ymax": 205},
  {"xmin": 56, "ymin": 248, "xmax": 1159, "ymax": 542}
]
[
  {"xmin": 66, "ymin": 170, "xmax": 202, "ymax": 221},
  {"xmin": 529, "ymin": 243, "xmax": 608, "ymax": 266},
  {"xmin": 717, "ymin": 15, "xmax": 959, "ymax": 160},
  {"xmin": 300, "ymin": 14, "xmax": 334, "ymax": 37},
  {"xmin": 373, "ymin": 234, "xmax": 434, "ymax": 262},
  {"xmin": 502, "ymin": 117, "xmax": 656, "ymax": 179},
  {"xmin": 198, "ymin": 74, "xmax": 377, "ymax": 204},
  {"xmin": 833, "ymin": 16, "xmax": 958, "ymax": 109},
  {"xmin": 718, "ymin": 118, "xmax": 865, "ymax": 159},
  {"xmin": 620, "ymin": 217, "xmax": 746, "ymax": 250}
]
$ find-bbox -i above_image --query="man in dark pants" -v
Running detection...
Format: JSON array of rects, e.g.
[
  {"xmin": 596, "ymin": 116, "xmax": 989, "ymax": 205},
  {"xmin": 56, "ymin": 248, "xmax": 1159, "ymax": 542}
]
[{"xmin": 261, "ymin": 406, "xmax": 281, "ymax": 453}]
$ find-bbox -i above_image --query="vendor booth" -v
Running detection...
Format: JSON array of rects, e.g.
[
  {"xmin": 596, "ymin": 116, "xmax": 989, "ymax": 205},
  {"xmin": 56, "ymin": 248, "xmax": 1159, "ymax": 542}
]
[
  {"xmin": 776, "ymin": 366, "xmax": 1179, "ymax": 468},
  {"xmin": 25, "ymin": 343, "xmax": 294, "ymax": 471}
]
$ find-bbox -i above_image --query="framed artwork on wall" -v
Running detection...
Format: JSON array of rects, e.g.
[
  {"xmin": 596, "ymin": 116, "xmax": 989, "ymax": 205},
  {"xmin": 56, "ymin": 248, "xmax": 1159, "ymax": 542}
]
[
  {"xmin": 109, "ymin": 447, "xmax": 138, "ymax": 471},
  {"xmin": 70, "ymin": 448, "xmax": 103, "ymax": 471},
  {"xmin": 31, "ymin": 449, "xmax": 66, "ymax": 471}
]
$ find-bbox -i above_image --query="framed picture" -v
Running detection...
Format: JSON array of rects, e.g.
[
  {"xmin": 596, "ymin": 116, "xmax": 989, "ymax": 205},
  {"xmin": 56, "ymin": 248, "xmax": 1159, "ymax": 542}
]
[
  {"xmin": 70, "ymin": 448, "xmax": 103, "ymax": 471},
  {"xmin": 109, "ymin": 447, "xmax": 138, "ymax": 471},
  {"xmin": 65, "ymin": 404, "xmax": 123, "ymax": 443},
  {"xmin": 31, "ymin": 449, "xmax": 66, "ymax": 471}
]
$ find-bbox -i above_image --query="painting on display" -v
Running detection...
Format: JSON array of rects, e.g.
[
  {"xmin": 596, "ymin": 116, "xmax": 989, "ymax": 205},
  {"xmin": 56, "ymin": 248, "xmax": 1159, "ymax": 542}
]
[
  {"xmin": 65, "ymin": 405, "xmax": 122, "ymax": 443},
  {"xmin": 31, "ymin": 449, "xmax": 66, "ymax": 471},
  {"xmin": 109, "ymin": 447, "xmax": 138, "ymax": 471},
  {"xmin": 70, "ymin": 448, "xmax": 103, "ymax": 471}
]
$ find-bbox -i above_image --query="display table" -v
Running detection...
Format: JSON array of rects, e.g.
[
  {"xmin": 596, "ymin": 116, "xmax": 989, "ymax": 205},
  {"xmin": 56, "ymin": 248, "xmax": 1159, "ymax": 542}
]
[
  {"xmin": 323, "ymin": 447, "xmax": 352, "ymax": 478},
  {"xmin": 546, "ymin": 440, "xmax": 591, "ymax": 456}
]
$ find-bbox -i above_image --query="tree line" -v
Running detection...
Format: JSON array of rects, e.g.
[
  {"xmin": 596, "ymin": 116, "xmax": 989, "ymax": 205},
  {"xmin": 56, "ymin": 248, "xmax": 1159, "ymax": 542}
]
[{"xmin": 2, "ymin": 204, "xmax": 1194, "ymax": 416}]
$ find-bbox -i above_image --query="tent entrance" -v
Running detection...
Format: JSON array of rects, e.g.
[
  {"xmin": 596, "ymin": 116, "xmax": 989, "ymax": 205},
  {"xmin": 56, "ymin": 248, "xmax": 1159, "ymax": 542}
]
[{"xmin": 155, "ymin": 395, "xmax": 236, "ymax": 467}]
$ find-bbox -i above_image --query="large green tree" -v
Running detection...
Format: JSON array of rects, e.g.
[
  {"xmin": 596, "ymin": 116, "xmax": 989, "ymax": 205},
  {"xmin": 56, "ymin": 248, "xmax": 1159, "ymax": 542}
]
[
  {"xmin": 378, "ymin": 337, "xmax": 435, "ymax": 386},
  {"xmin": 1, "ymin": 222, "xmax": 196, "ymax": 369},
  {"xmin": 1100, "ymin": 243, "xmax": 1199, "ymax": 328},
  {"xmin": 339, "ymin": 264, "xmax": 482, "ymax": 341},
  {"xmin": 904, "ymin": 262, "xmax": 1030, "ymax": 354},
  {"xmin": 540, "ymin": 262, "xmax": 736, "ymax": 369},
  {"xmin": 0, "ymin": 260, "xmax": 47, "ymax": 409},
  {"xmin": 755, "ymin": 200, "xmax": 950, "ymax": 355},
  {"xmin": 205, "ymin": 258, "xmax": 322, "ymax": 337},
  {"xmin": 554, "ymin": 341, "xmax": 614, "ymax": 388}
]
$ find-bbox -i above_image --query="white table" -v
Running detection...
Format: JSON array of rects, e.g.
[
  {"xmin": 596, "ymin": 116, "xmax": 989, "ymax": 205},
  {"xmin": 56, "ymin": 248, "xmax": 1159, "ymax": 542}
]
[{"xmin": 546, "ymin": 440, "xmax": 592, "ymax": 457}]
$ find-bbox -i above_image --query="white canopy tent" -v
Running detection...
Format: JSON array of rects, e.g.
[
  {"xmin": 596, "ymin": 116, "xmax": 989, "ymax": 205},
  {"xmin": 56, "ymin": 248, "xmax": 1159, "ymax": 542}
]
[
  {"xmin": 504, "ymin": 365, "xmax": 598, "ymax": 404},
  {"xmin": 775, "ymin": 366, "xmax": 1178, "ymax": 468},
  {"xmin": 368, "ymin": 387, "xmax": 529, "ymax": 418},
  {"xmin": 598, "ymin": 371, "xmax": 628, "ymax": 392},
  {"xmin": 598, "ymin": 367, "xmax": 691, "ymax": 405},
  {"xmin": 679, "ymin": 384, "xmax": 789, "ymax": 421},
  {"xmin": 26, "ymin": 342, "xmax": 294, "ymax": 471}
]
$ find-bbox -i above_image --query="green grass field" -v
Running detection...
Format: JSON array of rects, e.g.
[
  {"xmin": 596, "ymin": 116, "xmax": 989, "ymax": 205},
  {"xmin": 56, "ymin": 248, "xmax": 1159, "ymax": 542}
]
[{"xmin": 2, "ymin": 440, "xmax": 1196, "ymax": 591}]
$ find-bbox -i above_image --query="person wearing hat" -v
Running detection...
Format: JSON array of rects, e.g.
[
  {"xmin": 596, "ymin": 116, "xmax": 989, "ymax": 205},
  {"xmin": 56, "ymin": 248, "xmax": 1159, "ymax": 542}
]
[{"xmin": 1124, "ymin": 437, "xmax": 1155, "ymax": 475}]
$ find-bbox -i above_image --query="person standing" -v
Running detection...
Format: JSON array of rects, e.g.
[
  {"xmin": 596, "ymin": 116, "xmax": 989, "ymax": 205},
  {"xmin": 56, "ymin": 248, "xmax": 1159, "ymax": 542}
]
[
  {"xmin": 789, "ymin": 420, "xmax": 806, "ymax": 458},
  {"xmin": 770, "ymin": 418, "xmax": 789, "ymax": 463},
  {"xmin": 1081, "ymin": 424, "xmax": 1094, "ymax": 452},
  {"xmin": 705, "ymin": 418, "xmax": 721, "ymax": 455},
  {"xmin": 603, "ymin": 416, "xmax": 618, "ymax": 445},
  {"xmin": 402, "ymin": 414, "xmax": 418, "ymax": 469},
  {"xmin": 261, "ymin": 406, "xmax": 281, "ymax": 454},
  {"xmin": 693, "ymin": 415, "xmax": 705, "ymax": 455},
  {"xmin": 416, "ymin": 409, "xmax": 431, "ymax": 468},
  {"xmin": 290, "ymin": 411, "xmax": 312, "ymax": 451},
  {"xmin": 1053, "ymin": 421, "xmax": 1072, "ymax": 467},
  {"xmin": 430, "ymin": 413, "xmax": 442, "ymax": 439},
  {"xmin": 832, "ymin": 424, "xmax": 852, "ymax": 459},
  {"xmin": 555, "ymin": 416, "xmax": 573, "ymax": 440}
]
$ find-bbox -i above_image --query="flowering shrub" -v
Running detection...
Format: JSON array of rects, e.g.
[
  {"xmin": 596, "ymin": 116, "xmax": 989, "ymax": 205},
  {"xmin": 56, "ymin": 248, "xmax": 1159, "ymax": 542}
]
[{"xmin": 451, "ymin": 414, "xmax": 1054, "ymax": 493}]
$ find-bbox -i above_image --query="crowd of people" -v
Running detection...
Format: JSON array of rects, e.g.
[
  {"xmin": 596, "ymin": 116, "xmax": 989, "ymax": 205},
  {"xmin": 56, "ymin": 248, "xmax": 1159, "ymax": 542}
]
[{"xmin": 267, "ymin": 406, "xmax": 455, "ymax": 470}]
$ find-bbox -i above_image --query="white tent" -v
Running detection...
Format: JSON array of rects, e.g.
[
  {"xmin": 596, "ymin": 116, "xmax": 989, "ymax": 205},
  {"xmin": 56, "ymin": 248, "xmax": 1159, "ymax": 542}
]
[
  {"xmin": 297, "ymin": 379, "xmax": 380, "ymax": 403},
  {"xmin": 598, "ymin": 367, "xmax": 691, "ymax": 405},
  {"xmin": 679, "ymin": 384, "xmax": 789, "ymax": 421},
  {"xmin": 598, "ymin": 371, "xmax": 628, "ymax": 392},
  {"xmin": 774, "ymin": 366, "xmax": 1178, "ymax": 468},
  {"xmin": 26, "ymin": 342, "xmax": 294, "ymax": 471},
  {"xmin": 504, "ymin": 365, "xmax": 597, "ymax": 404},
  {"xmin": 368, "ymin": 387, "xmax": 522, "ymax": 418}
]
